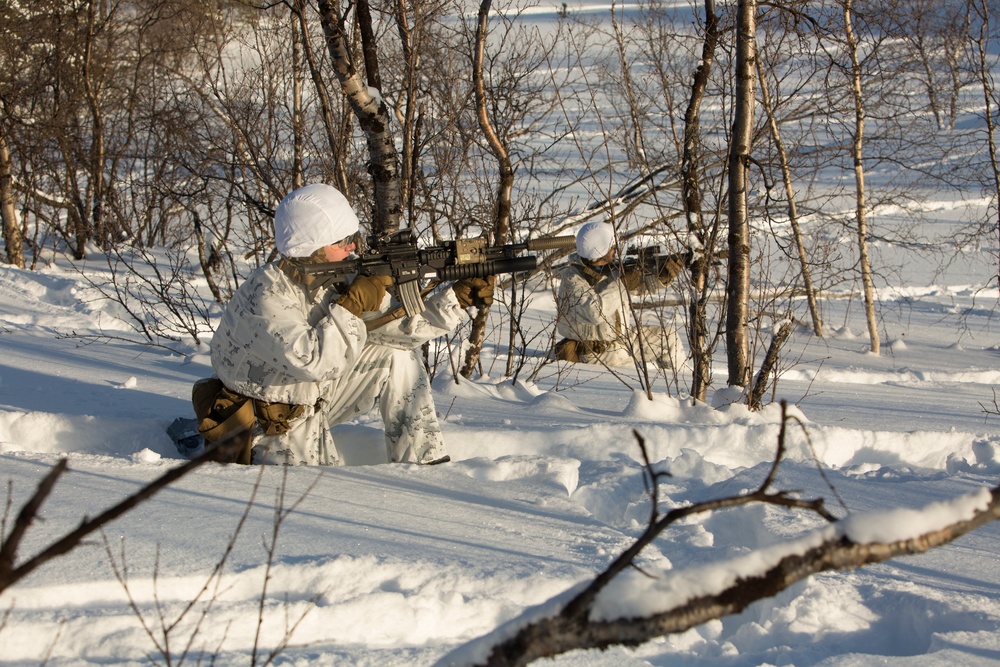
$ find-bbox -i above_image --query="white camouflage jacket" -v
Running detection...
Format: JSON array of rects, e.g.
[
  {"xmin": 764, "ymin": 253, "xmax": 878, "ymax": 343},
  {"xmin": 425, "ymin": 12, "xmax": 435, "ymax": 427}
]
[
  {"xmin": 211, "ymin": 262, "xmax": 464, "ymax": 406},
  {"xmin": 555, "ymin": 254, "xmax": 633, "ymax": 343}
]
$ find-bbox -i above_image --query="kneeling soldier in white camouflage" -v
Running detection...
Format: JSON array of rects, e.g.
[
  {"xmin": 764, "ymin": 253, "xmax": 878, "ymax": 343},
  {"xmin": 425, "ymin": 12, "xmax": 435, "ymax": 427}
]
[
  {"xmin": 202, "ymin": 183, "xmax": 492, "ymax": 466},
  {"xmin": 555, "ymin": 221, "xmax": 684, "ymax": 371}
]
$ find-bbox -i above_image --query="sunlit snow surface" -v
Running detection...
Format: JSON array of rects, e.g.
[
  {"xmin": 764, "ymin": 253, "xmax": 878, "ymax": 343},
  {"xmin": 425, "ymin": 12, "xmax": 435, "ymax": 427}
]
[
  {"xmin": 3, "ymin": 4, "xmax": 1000, "ymax": 661},
  {"xmin": 3, "ymin": 190, "xmax": 1000, "ymax": 667}
]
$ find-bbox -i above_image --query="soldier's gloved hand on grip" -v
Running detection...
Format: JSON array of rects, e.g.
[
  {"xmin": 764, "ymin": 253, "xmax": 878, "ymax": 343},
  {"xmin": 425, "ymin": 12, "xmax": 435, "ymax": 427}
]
[
  {"xmin": 657, "ymin": 255, "xmax": 686, "ymax": 287},
  {"xmin": 336, "ymin": 274, "xmax": 393, "ymax": 317},
  {"xmin": 452, "ymin": 277, "xmax": 494, "ymax": 308}
]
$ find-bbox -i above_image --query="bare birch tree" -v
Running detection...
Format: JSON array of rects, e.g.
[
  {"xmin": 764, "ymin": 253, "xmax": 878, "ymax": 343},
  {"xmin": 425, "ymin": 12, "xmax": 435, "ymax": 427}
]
[
  {"xmin": 0, "ymin": 2, "xmax": 31, "ymax": 269},
  {"xmin": 755, "ymin": 34, "xmax": 823, "ymax": 337},
  {"xmin": 726, "ymin": 0, "xmax": 757, "ymax": 389},
  {"xmin": 970, "ymin": 0, "xmax": 1000, "ymax": 290},
  {"xmin": 316, "ymin": 0, "xmax": 402, "ymax": 235},
  {"xmin": 0, "ymin": 131, "xmax": 22, "ymax": 268},
  {"xmin": 459, "ymin": 0, "xmax": 514, "ymax": 379},
  {"xmin": 680, "ymin": 0, "xmax": 724, "ymax": 402},
  {"xmin": 842, "ymin": 0, "xmax": 880, "ymax": 354}
]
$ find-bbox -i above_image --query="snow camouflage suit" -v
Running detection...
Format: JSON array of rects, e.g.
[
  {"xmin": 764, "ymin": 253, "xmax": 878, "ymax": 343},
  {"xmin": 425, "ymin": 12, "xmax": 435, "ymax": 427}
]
[
  {"xmin": 211, "ymin": 262, "xmax": 465, "ymax": 466},
  {"xmin": 555, "ymin": 253, "xmax": 683, "ymax": 370}
]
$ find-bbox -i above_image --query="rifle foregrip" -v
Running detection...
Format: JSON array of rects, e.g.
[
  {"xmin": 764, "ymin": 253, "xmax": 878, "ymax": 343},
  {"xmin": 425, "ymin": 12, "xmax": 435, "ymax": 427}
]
[{"xmin": 438, "ymin": 256, "xmax": 537, "ymax": 281}]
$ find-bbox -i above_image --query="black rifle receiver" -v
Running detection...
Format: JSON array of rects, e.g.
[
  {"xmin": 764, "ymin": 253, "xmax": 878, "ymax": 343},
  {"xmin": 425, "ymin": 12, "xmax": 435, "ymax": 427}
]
[
  {"xmin": 622, "ymin": 244, "xmax": 694, "ymax": 274},
  {"xmin": 303, "ymin": 230, "xmax": 575, "ymax": 315}
]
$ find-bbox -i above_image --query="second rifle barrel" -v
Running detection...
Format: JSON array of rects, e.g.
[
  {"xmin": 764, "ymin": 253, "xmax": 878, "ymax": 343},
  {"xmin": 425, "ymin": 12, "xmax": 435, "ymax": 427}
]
[{"xmin": 526, "ymin": 235, "xmax": 576, "ymax": 251}]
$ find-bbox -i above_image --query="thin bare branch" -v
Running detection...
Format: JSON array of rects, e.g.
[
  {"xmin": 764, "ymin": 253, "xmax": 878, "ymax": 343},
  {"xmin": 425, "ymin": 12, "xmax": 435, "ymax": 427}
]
[
  {"xmin": 0, "ymin": 458, "xmax": 68, "ymax": 581},
  {"xmin": 0, "ymin": 437, "xmax": 248, "ymax": 595}
]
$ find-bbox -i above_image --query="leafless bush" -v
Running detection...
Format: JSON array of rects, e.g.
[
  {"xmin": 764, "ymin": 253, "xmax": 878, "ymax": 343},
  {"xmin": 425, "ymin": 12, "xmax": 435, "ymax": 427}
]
[
  {"xmin": 102, "ymin": 468, "xmax": 323, "ymax": 667},
  {"xmin": 70, "ymin": 245, "xmax": 217, "ymax": 348}
]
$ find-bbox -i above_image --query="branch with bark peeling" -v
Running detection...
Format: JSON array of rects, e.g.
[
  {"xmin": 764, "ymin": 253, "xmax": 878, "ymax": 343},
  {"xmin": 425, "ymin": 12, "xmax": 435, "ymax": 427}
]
[{"xmin": 435, "ymin": 403, "xmax": 1000, "ymax": 667}]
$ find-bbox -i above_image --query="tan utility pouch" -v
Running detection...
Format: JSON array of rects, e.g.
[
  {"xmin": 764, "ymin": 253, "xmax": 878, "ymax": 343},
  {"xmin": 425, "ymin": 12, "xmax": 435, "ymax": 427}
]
[
  {"xmin": 192, "ymin": 378, "xmax": 256, "ymax": 463},
  {"xmin": 192, "ymin": 378, "xmax": 307, "ymax": 458},
  {"xmin": 580, "ymin": 339, "xmax": 609, "ymax": 356},
  {"xmin": 254, "ymin": 400, "xmax": 306, "ymax": 436},
  {"xmin": 555, "ymin": 338, "xmax": 610, "ymax": 362},
  {"xmin": 193, "ymin": 378, "xmax": 254, "ymax": 442},
  {"xmin": 555, "ymin": 338, "xmax": 579, "ymax": 362}
]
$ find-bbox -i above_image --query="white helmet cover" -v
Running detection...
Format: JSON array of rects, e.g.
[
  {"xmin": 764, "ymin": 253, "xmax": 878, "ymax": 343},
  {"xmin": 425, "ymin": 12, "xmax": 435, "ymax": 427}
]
[
  {"xmin": 575, "ymin": 221, "xmax": 616, "ymax": 261},
  {"xmin": 273, "ymin": 183, "xmax": 360, "ymax": 258}
]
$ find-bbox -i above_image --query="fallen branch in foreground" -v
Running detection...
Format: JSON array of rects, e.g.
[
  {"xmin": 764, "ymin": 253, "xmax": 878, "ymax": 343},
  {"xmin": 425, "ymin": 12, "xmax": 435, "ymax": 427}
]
[{"xmin": 434, "ymin": 405, "xmax": 1000, "ymax": 667}]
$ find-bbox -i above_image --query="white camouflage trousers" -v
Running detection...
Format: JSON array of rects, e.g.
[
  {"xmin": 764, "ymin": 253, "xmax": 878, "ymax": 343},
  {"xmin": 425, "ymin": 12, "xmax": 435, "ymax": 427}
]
[{"xmin": 251, "ymin": 344, "xmax": 447, "ymax": 466}]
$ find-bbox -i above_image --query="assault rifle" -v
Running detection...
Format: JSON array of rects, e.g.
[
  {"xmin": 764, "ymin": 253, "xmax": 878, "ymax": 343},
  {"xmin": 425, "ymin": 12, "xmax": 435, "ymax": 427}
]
[
  {"xmin": 621, "ymin": 244, "xmax": 693, "ymax": 282},
  {"xmin": 302, "ymin": 229, "xmax": 576, "ymax": 316},
  {"xmin": 619, "ymin": 244, "xmax": 725, "ymax": 290}
]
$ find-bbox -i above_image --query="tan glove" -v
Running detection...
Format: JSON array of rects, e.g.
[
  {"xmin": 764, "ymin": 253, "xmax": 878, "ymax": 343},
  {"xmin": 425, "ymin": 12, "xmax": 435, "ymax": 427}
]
[
  {"xmin": 622, "ymin": 267, "xmax": 645, "ymax": 291},
  {"xmin": 657, "ymin": 256, "xmax": 685, "ymax": 286},
  {"xmin": 452, "ymin": 277, "xmax": 494, "ymax": 308},
  {"xmin": 336, "ymin": 274, "xmax": 393, "ymax": 317}
]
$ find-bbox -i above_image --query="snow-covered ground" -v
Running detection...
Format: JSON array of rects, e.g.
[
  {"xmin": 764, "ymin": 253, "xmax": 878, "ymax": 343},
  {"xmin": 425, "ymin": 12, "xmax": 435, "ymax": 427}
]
[{"xmin": 2, "ymin": 187, "xmax": 1000, "ymax": 666}]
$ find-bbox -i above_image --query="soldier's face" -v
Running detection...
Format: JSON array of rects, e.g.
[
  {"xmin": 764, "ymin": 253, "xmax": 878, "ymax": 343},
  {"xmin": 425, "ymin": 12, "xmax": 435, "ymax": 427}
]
[
  {"xmin": 320, "ymin": 235, "xmax": 356, "ymax": 261},
  {"xmin": 593, "ymin": 246, "xmax": 615, "ymax": 266}
]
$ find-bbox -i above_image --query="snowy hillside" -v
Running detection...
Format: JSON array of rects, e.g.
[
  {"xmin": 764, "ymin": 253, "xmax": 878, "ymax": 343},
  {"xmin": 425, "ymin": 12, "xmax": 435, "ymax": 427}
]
[{"xmin": 2, "ymin": 208, "xmax": 1000, "ymax": 667}]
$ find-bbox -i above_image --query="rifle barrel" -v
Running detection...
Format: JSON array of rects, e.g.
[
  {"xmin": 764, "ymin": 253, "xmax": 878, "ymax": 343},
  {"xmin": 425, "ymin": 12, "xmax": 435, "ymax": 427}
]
[
  {"xmin": 301, "ymin": 235, "xmax": 573, "ymax": 279},
  {"xmin": 437, "ymin": 256, "xmax": 536, "ymax": 281},
  {"xmin": 526, "ymin": 235, "xmax": 576, "ymax": 251}
]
